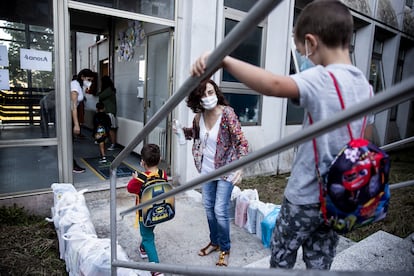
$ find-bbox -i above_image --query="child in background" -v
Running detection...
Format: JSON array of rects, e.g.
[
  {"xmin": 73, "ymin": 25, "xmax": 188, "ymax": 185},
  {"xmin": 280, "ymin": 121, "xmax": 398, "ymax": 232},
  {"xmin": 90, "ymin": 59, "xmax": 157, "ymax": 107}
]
[
  {"xmin": 191, "ymin": 0, "xmax": 373, "ymax": 270},
  {"xmin": 127, "ymin": 144, "xmax": 166, "ymax": 276},
  {"xmin": 93, "ymin": 101, "xmax": 111, "ymax": 163}
]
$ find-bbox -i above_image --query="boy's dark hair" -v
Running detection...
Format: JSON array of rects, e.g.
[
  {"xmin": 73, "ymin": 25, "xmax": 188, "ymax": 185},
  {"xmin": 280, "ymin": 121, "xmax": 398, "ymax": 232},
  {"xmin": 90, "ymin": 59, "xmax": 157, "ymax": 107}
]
[
  {"xmin": 141, "ymin": 144, "xmax": 161, "ymax": 167},
  {"xmin": 186, "ymin": 79, "xmax": 229, "ymax": 113},
  {"xmin": 294, "ymin": 0, "xmax": 353, "ymax": 49},
  {"xmin": 96, "ymin": 101, "xmax": 105, "ymax": 110}
]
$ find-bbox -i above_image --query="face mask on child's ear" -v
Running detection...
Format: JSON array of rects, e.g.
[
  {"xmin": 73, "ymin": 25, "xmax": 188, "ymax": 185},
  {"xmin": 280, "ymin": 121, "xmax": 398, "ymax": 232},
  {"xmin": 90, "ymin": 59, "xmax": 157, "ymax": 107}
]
[{"xmin": 300, "ymin": 40, "xmax": 315, "ymax": 71}]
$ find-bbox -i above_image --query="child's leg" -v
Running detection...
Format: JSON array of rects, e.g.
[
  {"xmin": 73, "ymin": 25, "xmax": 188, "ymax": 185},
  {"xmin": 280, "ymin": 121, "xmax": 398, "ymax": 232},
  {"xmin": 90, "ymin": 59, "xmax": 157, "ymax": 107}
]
[
  {"xmin": 99, "ymin": 141, "xmax": 105, "ymax": 157},
  {"xmin": 139, "ymin": 222, "xmax": 159, "ymax": 263},
  {"xmin": 269, "ymin": 197, "xmax": 336, "ymax": 269},
  {"xmin": 302, "ymin": 223, "xmax": 338, "ymax": 269}
]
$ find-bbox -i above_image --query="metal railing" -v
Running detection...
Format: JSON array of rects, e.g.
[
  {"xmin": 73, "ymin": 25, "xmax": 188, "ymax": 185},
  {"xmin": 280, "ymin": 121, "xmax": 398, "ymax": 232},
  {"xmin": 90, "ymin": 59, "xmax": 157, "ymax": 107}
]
[{"xmin": 107, "ymin": 0, "xmax": 414, "ymax": 275}]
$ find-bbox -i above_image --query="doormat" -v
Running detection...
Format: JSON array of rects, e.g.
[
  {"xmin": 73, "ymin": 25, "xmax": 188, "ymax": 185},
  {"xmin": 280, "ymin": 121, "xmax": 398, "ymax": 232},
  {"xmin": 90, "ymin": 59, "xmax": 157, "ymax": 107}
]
[{"xmin": 82, "ymin": 155, "xmax": 137, "ymax": 180}]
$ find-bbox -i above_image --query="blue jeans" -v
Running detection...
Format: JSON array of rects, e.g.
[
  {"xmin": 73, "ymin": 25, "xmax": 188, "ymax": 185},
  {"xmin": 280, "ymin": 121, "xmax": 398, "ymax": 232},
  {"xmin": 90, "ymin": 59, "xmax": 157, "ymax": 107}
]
[
  {"xmin": 202, "ymin": 179, "xmax": 234, "ymax": 252},
  {"xmin": 139, "ymin": 221, "xmax": 159, "ymax": 263}
]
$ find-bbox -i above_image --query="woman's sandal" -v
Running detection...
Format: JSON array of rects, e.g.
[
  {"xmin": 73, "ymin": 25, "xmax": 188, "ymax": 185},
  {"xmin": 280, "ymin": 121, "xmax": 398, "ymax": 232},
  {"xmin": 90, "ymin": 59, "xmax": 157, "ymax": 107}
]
[
  {"xmin": 198, "ymin": 242, "xmax": 219, "ymax": 256},
  {"xmin": 216, "ymin": 251, "xmax": 230, "ymax": 267}
]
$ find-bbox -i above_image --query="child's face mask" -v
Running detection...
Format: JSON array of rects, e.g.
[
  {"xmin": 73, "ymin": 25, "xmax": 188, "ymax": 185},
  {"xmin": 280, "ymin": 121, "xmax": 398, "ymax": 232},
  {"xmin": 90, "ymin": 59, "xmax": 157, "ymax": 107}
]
[{"xmin": 300, "ymin": 40, "xmax": 315, "ymax": 71}]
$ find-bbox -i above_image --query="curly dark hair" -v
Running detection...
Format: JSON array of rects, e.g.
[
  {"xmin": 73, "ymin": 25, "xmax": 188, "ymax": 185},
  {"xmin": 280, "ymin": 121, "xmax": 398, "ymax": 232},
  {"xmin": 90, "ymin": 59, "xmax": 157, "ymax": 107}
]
[{"xmin": 186, "ymin": 79, "xmax": 229, "ymax": 113}]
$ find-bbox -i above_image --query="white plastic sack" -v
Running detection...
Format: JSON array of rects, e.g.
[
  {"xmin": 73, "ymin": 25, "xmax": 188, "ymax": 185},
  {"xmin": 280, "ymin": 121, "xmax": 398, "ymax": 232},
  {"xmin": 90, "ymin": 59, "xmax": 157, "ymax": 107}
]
[
  {"xmin": 234, "ymin": 189, "xmax": 259, "ymax": 227},
  {"xmin": 51, "ymin": 183, "xmax": 77, "ymax": 207},
  {"xmin": 63, "ymin": 232, "xmax": 97, "ymax": 275},
  {"xmin": 244, "ymin": 200, "xmax": 265, "ymax": 234},
  {"xmin": 78, "ymin": 238, "xmax": 139, "ymax": 276},
  {"xmin": 53, "ymin": 189, "xmax": 89, "ymax": 230},
  {"xmin": 255, "ymin": 203, "xmax": 277, "ymax": 240}
]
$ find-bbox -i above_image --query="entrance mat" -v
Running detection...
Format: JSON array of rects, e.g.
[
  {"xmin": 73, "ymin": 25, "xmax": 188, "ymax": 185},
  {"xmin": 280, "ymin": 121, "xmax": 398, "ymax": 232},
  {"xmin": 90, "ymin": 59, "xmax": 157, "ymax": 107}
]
[{"xmin": 82, "ymin": 155, "xmax": 137, "ymax": 180}]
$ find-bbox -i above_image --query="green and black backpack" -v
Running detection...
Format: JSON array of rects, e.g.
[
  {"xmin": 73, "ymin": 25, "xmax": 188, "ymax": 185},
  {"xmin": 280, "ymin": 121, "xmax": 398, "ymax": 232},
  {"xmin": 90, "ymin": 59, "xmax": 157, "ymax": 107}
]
[{"xmin": 136, "ymin": 169, "xmax": 175, "ymax": 227}]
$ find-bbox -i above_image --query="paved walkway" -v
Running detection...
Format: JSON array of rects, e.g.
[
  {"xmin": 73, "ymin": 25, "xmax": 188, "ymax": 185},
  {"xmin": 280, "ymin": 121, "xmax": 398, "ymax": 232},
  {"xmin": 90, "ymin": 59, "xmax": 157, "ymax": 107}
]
[{"xmin": 86, "ymin": 188, "xmax": 271, "ymax": 274}]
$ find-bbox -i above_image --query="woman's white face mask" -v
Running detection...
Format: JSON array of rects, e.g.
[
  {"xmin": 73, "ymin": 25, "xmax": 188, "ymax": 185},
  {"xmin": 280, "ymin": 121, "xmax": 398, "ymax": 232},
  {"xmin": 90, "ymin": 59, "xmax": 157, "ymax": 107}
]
[
  {"xmin": 83, "ymin": 80, "xmax": 92, "ymax": 90},
  {"xmin": 201, "ymin": 95, "xmax": 218, "ymax": 110}
]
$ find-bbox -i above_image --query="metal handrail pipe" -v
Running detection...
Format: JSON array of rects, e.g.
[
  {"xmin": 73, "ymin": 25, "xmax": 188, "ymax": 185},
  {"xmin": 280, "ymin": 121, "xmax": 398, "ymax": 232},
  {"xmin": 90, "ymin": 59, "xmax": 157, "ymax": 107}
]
[
  {"xmin": 389, "ymin": 180, "xmax": 414, "ymax": 190},
  {"xmin": 120, "ymin": 77, "xmax": 414, "ymax": 217},
  {"xmin": 110, "ymin": 0, "xmax": 283, "ymax": 170},
  {"xmin": 112, "ymin": 259, "xmax": 412, "ymax": 276},
  {"xmin": 381, "ymin": 136, "xmax": 414, "ymax": 152}
]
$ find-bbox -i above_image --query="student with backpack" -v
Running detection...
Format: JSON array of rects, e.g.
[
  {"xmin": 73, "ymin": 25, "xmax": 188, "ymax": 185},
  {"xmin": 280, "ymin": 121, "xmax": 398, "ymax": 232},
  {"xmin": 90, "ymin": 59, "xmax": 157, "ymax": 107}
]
[
  {"xmin": 191, "ymin": 0, "xmax": 374, "ymax": 270},
  {"xmin": 93, "ymin": 101, "xmax": 111, "ymax": 163},
  {"xmin": 127, "ymin": 144, "xmax": 167, "ymax": 276}
]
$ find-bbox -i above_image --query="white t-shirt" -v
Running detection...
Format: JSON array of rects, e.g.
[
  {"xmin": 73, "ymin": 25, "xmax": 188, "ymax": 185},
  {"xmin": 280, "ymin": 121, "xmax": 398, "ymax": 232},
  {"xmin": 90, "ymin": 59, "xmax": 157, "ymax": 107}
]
[
  {"xmin": 200, "ymin": 113, "xmax": 222, "ymax": 176},
  {"xmin": 286, "ymin": 64, "xmax": 372, "ymax": 205},
  {"xmin": 70, "ymin": 79, "xmax": 84, "ymax": 106}
]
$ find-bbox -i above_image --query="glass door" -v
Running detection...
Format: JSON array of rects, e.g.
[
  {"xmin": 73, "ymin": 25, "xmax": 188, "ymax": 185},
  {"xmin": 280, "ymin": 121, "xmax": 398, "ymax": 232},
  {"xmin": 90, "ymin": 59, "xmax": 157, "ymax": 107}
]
[
  {"xmin": 144, "ymin": 30, "xmax": 172, "ymax": 161},
  {"xmin": 0, "ymin": 2, "xmax": 59, "ymax": 195}
]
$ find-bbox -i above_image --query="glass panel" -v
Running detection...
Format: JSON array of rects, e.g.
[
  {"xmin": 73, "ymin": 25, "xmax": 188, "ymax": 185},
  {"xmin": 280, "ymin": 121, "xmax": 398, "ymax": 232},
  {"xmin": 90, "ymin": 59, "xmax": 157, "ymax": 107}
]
[
  {"xmin": 350, "ymin": 32, "xmax": 356, "ymax": 65},
  {"xmin": 224, "ymin": 0, "xmax": 258, "ymax": 12},
  {"xmin": 224, "ymin": 93, "xmax": 260, "ymax": 125},
  {"xmin": 0, "ymin": 20, "xmax": 55, "ymax": 136},
  {"xmin": 369, "ymin": 57, "xmax": 385, "ymax": 93},
  {"xmin": 222, "ymin": 18, "xmax": 262, "ymax": 82},
  {"xmin": 146, "ymin": 31, "xmax": 170, "ymax": 160},
  {"xmin": 0, "ymin": 146, "xmax": 59, "ymax": 194},
  {"xmin": 287, "ymin": 50, "xmax": 304, "ymax": 125},
  {"xmin": 76, "ymin": 0, "xmax": 175, "ymax": 20},
  {"xmin": 373, "ymin": 39, "xmax": 383, "ymax": 54},
  {"xmin": 114, "ymin": 19, "xmax": 146, "ymax": 122}
]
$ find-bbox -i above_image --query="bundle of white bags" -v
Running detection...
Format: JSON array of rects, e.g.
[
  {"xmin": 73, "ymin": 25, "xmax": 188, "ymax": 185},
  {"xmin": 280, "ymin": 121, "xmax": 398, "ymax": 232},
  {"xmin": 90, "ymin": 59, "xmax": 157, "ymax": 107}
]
[
  {"xmin": 48, "ymin": 183, "xmax": 139, "ymax": 276},
  {"xmin": 233, "ymin": 186, "xmax": 281, "ymax": 248}
]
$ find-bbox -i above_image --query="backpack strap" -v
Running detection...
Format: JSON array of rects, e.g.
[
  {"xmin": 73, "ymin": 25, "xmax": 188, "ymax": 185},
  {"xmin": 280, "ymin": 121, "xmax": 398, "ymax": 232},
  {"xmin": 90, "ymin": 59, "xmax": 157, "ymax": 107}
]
[
  {"xmin": 327, "ymin": 72, "xmax": 354, "ymax": 140},
  {"xmin": 309, "ymin": 71, "xmax": 368, "ymax": 222}
]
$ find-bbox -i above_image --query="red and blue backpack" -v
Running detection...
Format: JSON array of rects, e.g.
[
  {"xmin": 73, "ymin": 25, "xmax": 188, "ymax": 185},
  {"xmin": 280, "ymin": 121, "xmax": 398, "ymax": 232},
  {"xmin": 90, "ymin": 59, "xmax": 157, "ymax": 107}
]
[{"xmin": 310, "ymin": 72, "xmax": 391, "ymax": 234}]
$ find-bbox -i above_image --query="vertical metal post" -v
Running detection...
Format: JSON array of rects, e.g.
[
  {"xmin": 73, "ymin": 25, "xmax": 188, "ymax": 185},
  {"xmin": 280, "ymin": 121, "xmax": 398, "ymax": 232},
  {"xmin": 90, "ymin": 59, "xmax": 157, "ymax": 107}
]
[
  {"xmin": 53, "ymin": 0, "xmax": 72, "ymax": 183},
  {"xmin": 110, "ymin": 168, "xmax": 118, "ymax": 276}
]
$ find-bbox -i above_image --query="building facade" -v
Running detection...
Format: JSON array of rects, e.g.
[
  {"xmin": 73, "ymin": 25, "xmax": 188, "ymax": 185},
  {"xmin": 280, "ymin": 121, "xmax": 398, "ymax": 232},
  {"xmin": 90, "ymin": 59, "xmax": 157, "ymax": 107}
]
[{"xmin": 0, "ymin": 0, "xmax": 413, "ymax": 202}]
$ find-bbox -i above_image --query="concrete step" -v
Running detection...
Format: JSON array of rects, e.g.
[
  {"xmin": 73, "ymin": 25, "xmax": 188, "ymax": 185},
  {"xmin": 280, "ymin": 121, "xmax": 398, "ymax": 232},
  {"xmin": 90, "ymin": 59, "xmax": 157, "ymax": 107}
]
[
  {"xmin": 245, "ymin": 230, "xmax": 414, "ymax": 272},
  {"xmin": 244, "ymin": 235, "xmax": 355, "ymax": 269},
  {"xmin": 331, "ymin": 230, "xmax": 414, "ymax": 272}
]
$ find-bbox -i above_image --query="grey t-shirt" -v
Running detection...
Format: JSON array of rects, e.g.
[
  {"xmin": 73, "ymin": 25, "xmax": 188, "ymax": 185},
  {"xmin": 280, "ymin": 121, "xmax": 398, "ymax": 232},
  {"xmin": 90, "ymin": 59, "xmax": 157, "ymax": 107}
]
[{"xmin": 285, "ymin": 64, "xmax": 372, "ymax": 205}]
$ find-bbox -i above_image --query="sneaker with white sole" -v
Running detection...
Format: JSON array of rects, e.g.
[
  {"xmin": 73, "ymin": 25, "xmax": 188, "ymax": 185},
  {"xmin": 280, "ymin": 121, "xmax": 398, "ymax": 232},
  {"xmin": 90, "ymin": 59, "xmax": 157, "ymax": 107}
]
[
  {"xmin": 99, "ymin": 156, "xmax": 107, "ymax": 163},
  {"xmin": 107, "ymin": 144, "xmax": 116, "ymax": 151},
  {"xmin": 139, "ymin": 246, "xmax": 148, "ymax": 259},
  {"xmin": 73, "ymin": 165, "xmax": 85, "ymax": 173}
]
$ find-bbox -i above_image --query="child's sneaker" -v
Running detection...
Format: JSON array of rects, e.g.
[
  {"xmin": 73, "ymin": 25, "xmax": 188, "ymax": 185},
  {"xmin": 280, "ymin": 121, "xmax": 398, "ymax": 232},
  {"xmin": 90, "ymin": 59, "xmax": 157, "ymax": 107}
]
[
  {"xmin": 99, "ymin": 156, "xmax": 107, "ymax": 163},
  {"xmin": 139, "ymin": 246, "xmax": 148, "ymax": 259},
  {"xmin": 108, "ymin": 144, "xmax": 116, "ymax": 151},
  {"xmin": 73, "ymin": 165, "xmax": 85, "ymax": 173}
]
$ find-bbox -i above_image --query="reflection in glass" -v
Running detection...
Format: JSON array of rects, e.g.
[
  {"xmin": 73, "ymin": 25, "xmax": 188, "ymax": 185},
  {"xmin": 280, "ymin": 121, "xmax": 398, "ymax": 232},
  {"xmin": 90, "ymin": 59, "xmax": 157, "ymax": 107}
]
[
  {"xmin": 223, "ymin": 18, "xmax": 262, "ymax": 82},
  {"xmin": 76, "ymin": 0, "xmax": 175, "ymax": 20},
  {"xmin": 369, "ymin": 58, "xmax": 385, "ymax": 93},
  {"xmin": 0, "ymin": 146, "xmax": 59, "ymax": 194},
  {"xmin": 0, "ymin": 20, "xmax": 55, "ymax": 138},
  {"xmin": 224, "ymin": 93, "xmax": 260, "ymax": 125}
]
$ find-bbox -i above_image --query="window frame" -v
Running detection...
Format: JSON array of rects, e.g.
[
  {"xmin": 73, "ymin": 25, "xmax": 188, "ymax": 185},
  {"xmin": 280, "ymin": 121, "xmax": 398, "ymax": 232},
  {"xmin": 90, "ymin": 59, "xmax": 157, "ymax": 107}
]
[{"xmin": 220, "ymin": 6, "xmax": 267, "ymax": 126}]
